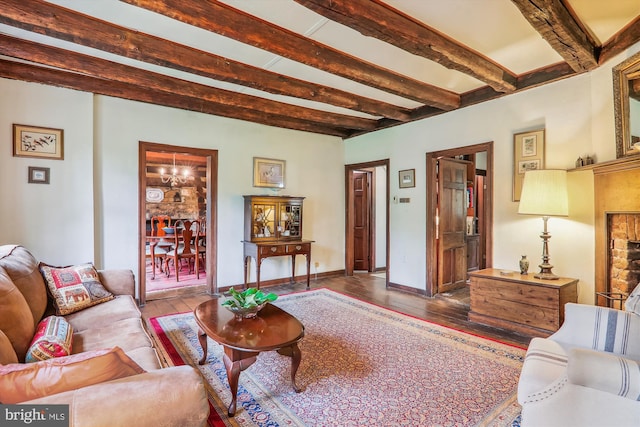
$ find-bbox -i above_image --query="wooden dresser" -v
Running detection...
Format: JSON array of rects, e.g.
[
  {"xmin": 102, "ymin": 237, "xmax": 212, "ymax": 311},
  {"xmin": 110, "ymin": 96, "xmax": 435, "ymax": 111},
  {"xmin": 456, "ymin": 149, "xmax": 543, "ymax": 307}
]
[{"xmin": 468, "ymin": 268, "xmax": 578, "ymax": 337}]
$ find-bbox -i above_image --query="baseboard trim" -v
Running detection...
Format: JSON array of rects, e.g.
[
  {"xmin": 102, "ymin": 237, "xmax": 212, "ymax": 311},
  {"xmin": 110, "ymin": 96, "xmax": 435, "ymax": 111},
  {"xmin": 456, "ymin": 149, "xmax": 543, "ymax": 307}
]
[{"xmin": 388, "ymin": 281, "xmax": 428, "ymax": 297}]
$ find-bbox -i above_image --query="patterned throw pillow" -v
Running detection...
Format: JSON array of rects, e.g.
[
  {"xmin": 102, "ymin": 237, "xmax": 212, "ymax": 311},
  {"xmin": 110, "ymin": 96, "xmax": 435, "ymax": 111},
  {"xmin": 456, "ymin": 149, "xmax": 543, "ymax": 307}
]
[
  {"xmin": 25, "ymin": 315, "xmax": 73, "ymax": 363},
  {"xmin": 625, "ymin": 283, "xmax": 640, "ymax": 315},
  {"xmin": 39, "ymin": 263, "xmax": 114, "ymax": 315}
]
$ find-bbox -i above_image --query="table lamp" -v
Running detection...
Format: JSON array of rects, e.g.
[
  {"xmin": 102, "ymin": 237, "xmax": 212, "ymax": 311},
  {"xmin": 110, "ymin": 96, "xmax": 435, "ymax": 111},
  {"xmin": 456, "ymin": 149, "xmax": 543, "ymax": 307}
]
[{"xmin": 518, "ymin": 169, "xmax": 568, "ymax": 280}]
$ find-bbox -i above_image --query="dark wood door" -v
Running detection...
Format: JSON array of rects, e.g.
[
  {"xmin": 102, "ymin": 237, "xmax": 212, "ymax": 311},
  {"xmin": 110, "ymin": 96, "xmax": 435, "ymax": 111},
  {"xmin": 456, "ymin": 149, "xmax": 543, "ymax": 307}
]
[
  {"xmin": 352, "ymin": 171, "xmax": 370, "ymax": 271},
  {"xmin": 437, "ymin": 158, "xmax": 468, "ymax": 293}
]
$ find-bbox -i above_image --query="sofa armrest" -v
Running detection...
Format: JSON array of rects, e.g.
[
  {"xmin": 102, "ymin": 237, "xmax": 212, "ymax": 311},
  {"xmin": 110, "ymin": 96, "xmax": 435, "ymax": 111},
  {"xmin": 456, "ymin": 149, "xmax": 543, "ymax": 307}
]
[
  {"xmin": 25, "ymin": 366, "xmax": 209, "ymax": 427},
  {"xmin": 568, "ymin": 348, "xmax": 640, "ymax": 400},
  {"xmin": 97, "ymin": 270, "xmax": 135, "ymax": 297},
  {"xmin": 551, "ymin": 303, "xmax": 640, "ymax": 358}
]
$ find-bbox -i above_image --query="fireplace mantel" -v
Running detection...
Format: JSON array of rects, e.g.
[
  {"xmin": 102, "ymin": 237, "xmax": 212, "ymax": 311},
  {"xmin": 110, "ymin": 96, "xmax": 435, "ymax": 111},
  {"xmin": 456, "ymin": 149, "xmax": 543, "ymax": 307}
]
[{"xmin": 593, "ymin": 155, "xmax": 640, "ymax": 305}]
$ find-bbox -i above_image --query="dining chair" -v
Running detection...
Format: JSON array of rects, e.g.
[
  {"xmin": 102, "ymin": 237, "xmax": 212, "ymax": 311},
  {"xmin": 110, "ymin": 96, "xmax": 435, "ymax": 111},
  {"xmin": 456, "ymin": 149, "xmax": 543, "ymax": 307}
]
[
  {"xmin": 164, "ymin": 219, "xmax": 200, "ymax": 282},
  {"xmin": 146, "ymin": 215, "xmax": 172, "ymax": 278}
]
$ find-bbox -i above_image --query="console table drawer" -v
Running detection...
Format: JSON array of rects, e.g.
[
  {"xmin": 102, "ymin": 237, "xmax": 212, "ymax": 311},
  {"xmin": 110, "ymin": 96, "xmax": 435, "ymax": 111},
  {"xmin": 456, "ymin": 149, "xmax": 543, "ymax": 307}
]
[
  {"xmin": 286, "ymin": 243, "xmax": 310, "ymax": 254},
  {"xmin": 258, "ymin": 245, "xmax": 286, "ymax": 256}
]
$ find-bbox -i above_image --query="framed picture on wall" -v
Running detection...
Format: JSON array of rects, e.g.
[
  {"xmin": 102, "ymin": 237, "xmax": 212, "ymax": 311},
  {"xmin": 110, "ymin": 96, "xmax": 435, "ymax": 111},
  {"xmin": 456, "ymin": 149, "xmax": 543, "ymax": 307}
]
[
  {"xmin": 253, "ymin": 157, "xmax": 285, "ymax": 188},
  {"xmin": 13, "ymin": 124, "xmax": 64, "ymax": 160},
  {"xmin": 513, "ymin": 129, "xmax": 545, "ymax": 201},
  {"xmin": 28, "ymin": 166, "xmax": 50, "ymax": 184},
  {"xmin": 399, "ymin": 168, "xmax": 415, "ymax": 188}
]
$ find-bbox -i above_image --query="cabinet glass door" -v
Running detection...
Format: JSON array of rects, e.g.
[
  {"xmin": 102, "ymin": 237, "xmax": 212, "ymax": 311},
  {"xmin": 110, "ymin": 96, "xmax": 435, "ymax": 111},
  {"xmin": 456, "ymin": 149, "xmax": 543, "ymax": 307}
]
[
  {"xmin": 281, "ymin": 204, "xmax": 301, "ymax": 238},
  {"xmin": 252, "ymin": 203, "xmax": 276, "ymax": 239}
]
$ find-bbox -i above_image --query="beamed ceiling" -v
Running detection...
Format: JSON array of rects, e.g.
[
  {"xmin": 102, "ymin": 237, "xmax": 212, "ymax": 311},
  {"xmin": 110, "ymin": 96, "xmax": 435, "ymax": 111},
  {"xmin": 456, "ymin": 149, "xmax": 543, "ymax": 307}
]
[{"xmin": 1, "ymin": 0, "xmax": 639, "ymax": 139}]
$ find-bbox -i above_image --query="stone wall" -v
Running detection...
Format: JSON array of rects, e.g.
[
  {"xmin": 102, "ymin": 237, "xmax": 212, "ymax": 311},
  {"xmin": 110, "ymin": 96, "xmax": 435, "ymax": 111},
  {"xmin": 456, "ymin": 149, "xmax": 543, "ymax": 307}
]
[{"xmin": 609, "ymin": 213, "xmax": 640, "ymax": 295}]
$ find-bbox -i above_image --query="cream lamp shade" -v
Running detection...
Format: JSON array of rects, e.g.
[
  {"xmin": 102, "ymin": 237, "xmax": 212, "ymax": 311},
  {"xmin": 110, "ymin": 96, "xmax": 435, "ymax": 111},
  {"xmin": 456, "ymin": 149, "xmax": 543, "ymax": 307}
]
[
  {"xmin": 518, "ymin": 170, "xmax": 568, "ymax": 217},
  {"xmin": 518, "ymin": 169, "xmax": 568, "ymax": 280}
]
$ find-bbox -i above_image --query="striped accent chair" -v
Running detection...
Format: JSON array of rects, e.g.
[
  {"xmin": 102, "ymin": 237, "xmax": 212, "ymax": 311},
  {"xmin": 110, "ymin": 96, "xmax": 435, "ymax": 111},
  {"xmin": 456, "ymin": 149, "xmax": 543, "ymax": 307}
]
[{"xmin": 517, "ymin": 301, "xmax": 640, "ymax": 427}]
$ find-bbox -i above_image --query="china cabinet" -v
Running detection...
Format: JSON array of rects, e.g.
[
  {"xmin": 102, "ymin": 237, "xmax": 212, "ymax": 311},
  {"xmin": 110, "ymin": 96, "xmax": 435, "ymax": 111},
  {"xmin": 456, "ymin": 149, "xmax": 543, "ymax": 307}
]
[
  {"xmin": 243, "ymin": 195, "xmax": 304, "ymax": 242},
  {"xmin": 242, "ymin": 195, "xmax": 313, "ymax": 289}
]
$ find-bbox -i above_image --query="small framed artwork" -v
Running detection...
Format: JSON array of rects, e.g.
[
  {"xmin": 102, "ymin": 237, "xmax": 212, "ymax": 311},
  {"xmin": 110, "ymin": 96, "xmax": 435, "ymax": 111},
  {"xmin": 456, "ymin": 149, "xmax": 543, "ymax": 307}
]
[
  {"xmin": 399, "ymin": 168, "xmax": 415, "ymax": 188},
  {"xmin": 28, "ymin": 166, "xmax": 50, "ymax": 184},
  {"xmin": 13, "ymin": 124, "xmax": 64, "ymax": 160},
  {"xmin": 513, "ymin": 129, "xmax": 545, "ymax": 201},
  {"xmin": 253, "ymin": 157, "xmax": 285, "ymax": 188}
]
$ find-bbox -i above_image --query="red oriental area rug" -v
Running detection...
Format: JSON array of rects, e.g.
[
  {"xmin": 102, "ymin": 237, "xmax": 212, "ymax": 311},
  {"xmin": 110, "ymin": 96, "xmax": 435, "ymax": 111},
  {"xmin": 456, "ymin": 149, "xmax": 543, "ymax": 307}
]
[{"xmin": 149, "ymin": 288, "xmax": 525, "ymax": 427}]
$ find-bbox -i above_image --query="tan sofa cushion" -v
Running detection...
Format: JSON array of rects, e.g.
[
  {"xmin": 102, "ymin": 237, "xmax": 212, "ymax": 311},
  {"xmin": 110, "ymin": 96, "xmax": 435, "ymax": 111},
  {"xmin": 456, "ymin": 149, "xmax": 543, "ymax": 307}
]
[
  {"xmin": 26, "ymin": 366, "xmax": 210, "ymax": 427},
  {"xmin": 64, "ymin": 295, "xmax": 141, "ymax": 332},
  {"xmin": 72, "ymin": 318, "xmax": 153, "ymax": 354},
  {"xmin": 0, "ymin": 346, "xmax": 145, "ymax": 404},
  {"xmin": 0, "ymin": 267, "xmax": 35, "ymax": 362},
  {"xmin": 0, "ymin": 245, "xmax": 48, "ymax": 325}
]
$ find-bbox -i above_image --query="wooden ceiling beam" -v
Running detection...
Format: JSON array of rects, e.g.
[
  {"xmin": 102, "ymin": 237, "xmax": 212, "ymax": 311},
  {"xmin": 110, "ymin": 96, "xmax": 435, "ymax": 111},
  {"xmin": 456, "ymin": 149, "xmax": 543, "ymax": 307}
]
[
  {"xmin": 0, "ymin": 0, "xmax": 410, "ymax": 122},
  {"xmin": 599, "ymin": 16, "xmax": 640, "ymax": 65},
  {"xmin": 0, "ymin": 59, "xmax": 354, "ymax": 138},
  {"xmin": 119, "ymin": 0, "xmax": 460, "ymax": 110},
  {"xmin": 294, "ymin": 0, "xmax": 517, "ymax": 93},
  {"xmin": 0, "ymin": 35, "xmax": 377, "ymax": 132},
  {"xmin": 511, "ymin": 0, "xmax": 598, "ymax": 72}
]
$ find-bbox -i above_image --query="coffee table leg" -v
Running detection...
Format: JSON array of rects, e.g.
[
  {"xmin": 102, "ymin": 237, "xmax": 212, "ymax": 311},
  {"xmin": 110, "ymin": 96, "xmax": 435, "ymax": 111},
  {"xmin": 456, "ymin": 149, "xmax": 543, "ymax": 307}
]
[
  {"xmin": 223, "ymin": 348, "xmax": 258, "ymax": 417},
  {"xmin": 290, "ymin": 343, "xmax": 302, "ymax": 392},
  {"xmin": 197, "ymin": 328, "xmax": 208, "ymax": 365},
  {"xmin": 276, "ymin": 344, "xmax": 303, "ymax": 392}
]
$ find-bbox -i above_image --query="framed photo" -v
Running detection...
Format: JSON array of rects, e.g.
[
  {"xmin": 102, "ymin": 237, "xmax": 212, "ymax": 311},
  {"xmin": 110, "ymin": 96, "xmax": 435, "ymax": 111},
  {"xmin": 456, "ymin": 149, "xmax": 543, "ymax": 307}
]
[
  {"xmin": 253, "ymin": 157, "xmax": 285, "ymax": 188},
  {"xmin": 13, "ymin": 124, "xmax": 64, "ymax": 160},
  {"xmin": 28, "ymin": 166, "xmax": 50, "ymax": 184},
  {"xmin": 399, "ymin": 168, "xmax": 415, "ymax": 188},
  {"xmin": 513, "ymin": 129, "xmax": 544, "ymax": 201}
]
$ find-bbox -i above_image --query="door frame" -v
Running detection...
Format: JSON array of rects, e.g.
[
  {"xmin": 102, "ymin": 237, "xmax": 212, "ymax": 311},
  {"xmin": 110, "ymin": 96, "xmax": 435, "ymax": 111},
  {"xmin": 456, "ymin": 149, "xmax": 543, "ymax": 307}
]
[
  {"xmin": 426, "ymin": 142, "xmax": 493, "ymax": 297},
  {"xmin": 138, "ymin": 141, "xmax": 218, "ymax": 305},
  {"xmin": 345, "ymin": 159, "xmax": 390, "ymax": 283}
]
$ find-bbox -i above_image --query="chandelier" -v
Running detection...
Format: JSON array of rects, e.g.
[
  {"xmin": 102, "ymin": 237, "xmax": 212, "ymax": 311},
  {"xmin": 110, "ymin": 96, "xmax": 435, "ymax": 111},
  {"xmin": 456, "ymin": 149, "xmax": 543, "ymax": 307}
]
[{"xmin": 159, "ymin": 153, "xmax": 189, "ymax": 187}]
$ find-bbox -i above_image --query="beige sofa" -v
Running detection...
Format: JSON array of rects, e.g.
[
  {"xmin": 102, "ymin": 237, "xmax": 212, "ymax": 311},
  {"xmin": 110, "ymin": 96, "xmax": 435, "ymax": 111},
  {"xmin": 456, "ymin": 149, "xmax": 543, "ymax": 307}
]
[{"xmin": 0, "ymin": 245, "xmax": 209, "ymax": 427}]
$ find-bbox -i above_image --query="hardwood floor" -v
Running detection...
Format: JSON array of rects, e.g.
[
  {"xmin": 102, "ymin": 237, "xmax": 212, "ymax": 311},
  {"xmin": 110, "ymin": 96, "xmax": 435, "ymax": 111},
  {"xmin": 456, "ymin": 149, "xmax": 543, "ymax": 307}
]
[{"xmin": 140, "ymin": 273, "xmax": 534, "ymax": 348}]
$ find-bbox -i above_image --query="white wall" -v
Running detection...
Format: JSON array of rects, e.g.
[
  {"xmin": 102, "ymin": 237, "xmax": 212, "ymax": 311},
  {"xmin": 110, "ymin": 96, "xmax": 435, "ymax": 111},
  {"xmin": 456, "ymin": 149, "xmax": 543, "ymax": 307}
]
[
  {"xmin": 1, "ymin": 80, "xmax": 345, "ymax": 290},
  {"xmin": 0, "ymin": 81, "xmax": 94, "ymax": 264},
  {"xmin": 345, "ymin": 43, "xmax": 640, "ymax": 304}
]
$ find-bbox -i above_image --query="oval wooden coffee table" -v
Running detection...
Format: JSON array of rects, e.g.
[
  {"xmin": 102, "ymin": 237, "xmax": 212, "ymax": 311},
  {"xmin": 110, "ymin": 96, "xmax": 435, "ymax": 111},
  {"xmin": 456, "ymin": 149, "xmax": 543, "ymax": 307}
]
[{"xmin": 194, "ymin": 299, "xmax": 305, "ymax": 416}]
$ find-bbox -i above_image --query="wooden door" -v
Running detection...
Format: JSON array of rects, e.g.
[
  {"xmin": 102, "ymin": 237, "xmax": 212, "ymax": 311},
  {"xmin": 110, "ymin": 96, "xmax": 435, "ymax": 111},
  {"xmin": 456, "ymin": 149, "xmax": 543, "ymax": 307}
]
[
  {"xmin": 437, "ymin": 158, "xmax": 468, "ymax": 293},
  {"xmin": 352, "ymin": 171, "xmax": 370, "ymax": 271}
]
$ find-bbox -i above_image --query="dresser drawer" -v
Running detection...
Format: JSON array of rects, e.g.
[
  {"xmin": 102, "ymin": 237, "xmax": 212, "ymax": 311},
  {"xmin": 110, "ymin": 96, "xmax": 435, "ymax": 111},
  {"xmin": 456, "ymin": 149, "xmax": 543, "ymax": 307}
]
[
  {"xmin": 286, "ymin": 242, "xmax": 310, "ymax": 254},
  {"xmin": 258, "ymin": 245, "xmax": 286, "ymax": 256}
]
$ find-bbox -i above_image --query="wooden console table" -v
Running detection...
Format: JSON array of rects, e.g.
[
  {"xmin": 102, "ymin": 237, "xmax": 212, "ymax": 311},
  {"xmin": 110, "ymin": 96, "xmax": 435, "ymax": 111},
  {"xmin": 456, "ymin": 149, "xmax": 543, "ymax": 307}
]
[
  {"xmin": 468, "ymin": 268, "xmax": 578, "ymax": 337},
  {"xmin": 243, "ymin": 240, "xmax": 313, "ymax": 289}
]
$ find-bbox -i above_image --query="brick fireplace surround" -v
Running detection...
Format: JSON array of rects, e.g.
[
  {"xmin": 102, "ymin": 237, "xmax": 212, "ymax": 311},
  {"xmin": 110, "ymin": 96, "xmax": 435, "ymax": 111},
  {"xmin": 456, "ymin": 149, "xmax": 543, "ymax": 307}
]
[{"xmin": 594, "ymin": 156, "xmax": 640, "ymax": 306}]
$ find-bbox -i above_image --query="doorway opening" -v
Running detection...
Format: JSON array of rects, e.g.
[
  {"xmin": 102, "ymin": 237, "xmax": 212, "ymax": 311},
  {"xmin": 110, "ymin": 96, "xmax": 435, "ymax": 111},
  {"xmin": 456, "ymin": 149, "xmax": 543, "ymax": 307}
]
[
  {"xmin": 426, "ymin": 142, "xmax": 493, "ymax": 297},
  {"xmin": 345, "ymin": 160, "xmax": 389, "ymax": 284},
  {"xmin": 138, "ymin": 142, "xmax": 218, "ymax": 304}
]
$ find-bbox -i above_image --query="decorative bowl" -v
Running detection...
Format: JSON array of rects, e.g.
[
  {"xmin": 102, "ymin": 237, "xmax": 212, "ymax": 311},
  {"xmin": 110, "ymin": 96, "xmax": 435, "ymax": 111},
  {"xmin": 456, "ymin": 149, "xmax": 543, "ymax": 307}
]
[
  {"xmin": 162, "ymin": 227, "xmax": 175, "ymax": 234},
  {"xmin": 224, "ymin": 303, "xmax": 266, "ymax": 319}
]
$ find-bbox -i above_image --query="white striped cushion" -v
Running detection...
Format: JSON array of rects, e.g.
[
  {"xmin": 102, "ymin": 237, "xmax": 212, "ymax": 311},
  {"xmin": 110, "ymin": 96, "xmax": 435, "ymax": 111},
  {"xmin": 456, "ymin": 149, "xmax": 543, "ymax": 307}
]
[{"xmin": 568, "ymin": 348, "xmax": 640, "ymax": 400}]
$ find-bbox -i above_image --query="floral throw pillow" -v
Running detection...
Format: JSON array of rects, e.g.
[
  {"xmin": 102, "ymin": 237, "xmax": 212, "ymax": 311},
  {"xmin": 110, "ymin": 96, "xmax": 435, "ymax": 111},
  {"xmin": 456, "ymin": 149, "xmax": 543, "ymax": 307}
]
[
  {"xmin": 39, "ymin": 263, "xmax": 114, "ymax": 315},
  {"xmin": 25, "ymin": 315, "xmax": 73, "ymax": 363}
]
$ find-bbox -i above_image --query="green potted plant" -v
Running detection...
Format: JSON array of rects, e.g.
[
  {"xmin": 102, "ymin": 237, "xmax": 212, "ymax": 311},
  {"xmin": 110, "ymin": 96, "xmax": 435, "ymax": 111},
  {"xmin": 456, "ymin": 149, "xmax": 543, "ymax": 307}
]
[{"xmin": 222, "ymin": 287, "xmax": 278, "ymax": 319}]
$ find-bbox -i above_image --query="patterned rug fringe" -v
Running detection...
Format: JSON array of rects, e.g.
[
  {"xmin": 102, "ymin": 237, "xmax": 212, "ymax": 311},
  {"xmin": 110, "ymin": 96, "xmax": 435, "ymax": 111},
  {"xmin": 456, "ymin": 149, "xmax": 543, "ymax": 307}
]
[{"xmin": 149, "ymin": 288, "xmax": 524, "ymax": 427}]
